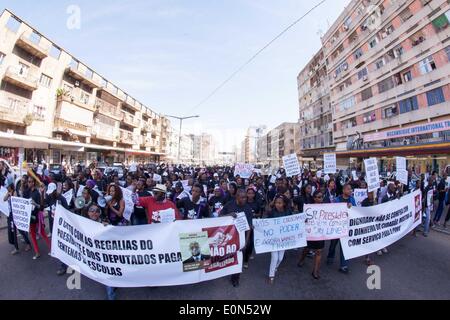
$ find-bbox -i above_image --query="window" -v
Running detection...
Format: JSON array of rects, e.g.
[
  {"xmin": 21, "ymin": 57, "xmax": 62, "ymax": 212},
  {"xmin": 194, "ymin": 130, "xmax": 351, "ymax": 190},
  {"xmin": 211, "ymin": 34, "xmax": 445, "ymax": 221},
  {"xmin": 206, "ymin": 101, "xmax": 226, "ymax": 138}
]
[
  {"xmin": 419, "ymin": 56, "xmax": 436, "ymax": 75},
  {"xmin": 339, "ymin": 96, "xmax": 356, "ymax": 112},
  {"xmin": 378, "ymin": 77, "xmax": 395, "ymax": 93},
  {"xmin": 363, "ymin": 112, "xmax": 376, "ymax": 123},
  {"xmin": 426, "ymin": 87, "xmax": 445, "ymax": 106},
  {"xmin": 18, "ymin": 62, "xmax": 29, "ymax": 77},
  {"xmin": 354, "ymin": 48, "xmax": 363, "ymax": 60},
  {"xmin": 63, "ymin": 83, "xmax": 73, "ymax": 94},
  {"xmin": 383, "ymin": 105, "xmax": 398, "ymax": 119},
  {"xmin": 403, "ymin": 71, "xmax": 412, "ymax": 82},
  {"xmin": 29, "ymin": 31, "xmax": 41, "ymax": 45},
  {"xmin": 39, "ymin": 74, "xmax": 52, "ymax": 88},
  {"xmin": 33, "ymin": 105, "xmax": 46, "ymax": 120},
  {"xmin": 399, "ymin": 8, "xmax": 413, "ymax": 22},
  {"xmin": 0, "ymin": 53, "xmax": 5, "ymax": 65},
  {"xmin": 399, "ymin": 96, "xmax": 418, "ymax": 114},
  {"xmin": 369, "ymin": 37, "xmax": 378, "ymax": 48},
  {"xmin": 375, "ymin": 58, "xmax": 385, "ymax": 69},
  {"xmin": 446, "ymin": 46, "xmax": 450, "ymax": 61},
  {"xmin": 358, "ymin": 68, "xmax": 368, "ymax": 80},
  {"xmin": 344, "ymin": 16, "xmax": 352, "ymax": 29},
  {"xmin": 50, "ymin": 45, "xmax": 61, "ymax": 59},
  {"xmin": 361, "ymin": 87, "xmax": 373, "ymax": 101},
  {"xmin": 6, "ymin": 16, "xmax": 21, "ymax": 33},
  {"xmin": 80, "ymin": 91, "xmax": 90, "ymax": 105},
  {"xmin": 432, "ymin": 11, "xmax": 450, "ymax": 31}
]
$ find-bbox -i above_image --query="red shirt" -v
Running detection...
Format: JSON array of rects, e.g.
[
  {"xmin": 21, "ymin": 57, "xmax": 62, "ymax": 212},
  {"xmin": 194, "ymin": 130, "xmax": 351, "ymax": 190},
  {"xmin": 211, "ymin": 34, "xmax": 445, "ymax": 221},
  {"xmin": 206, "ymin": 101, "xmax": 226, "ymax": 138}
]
[{"xmin": 138, "ymin": 196, "xmax": 181, "ymax": 224}]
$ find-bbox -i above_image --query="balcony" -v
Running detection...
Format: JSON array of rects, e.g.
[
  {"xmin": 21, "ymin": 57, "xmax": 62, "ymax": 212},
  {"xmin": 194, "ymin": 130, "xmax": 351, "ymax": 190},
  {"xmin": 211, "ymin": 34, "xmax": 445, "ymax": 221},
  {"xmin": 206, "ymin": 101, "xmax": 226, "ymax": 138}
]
[
  {"xmin": 0, "ymin": 94, "xmax": 30, "ymax": 125},
  {"xmin": 119, "ymin": 129, "xmax": 137, "ymax": 145},
  {"xmin": 57, "ymin": 89, "xmax": 95, "ymax": 112},
  {"xmin": 92, "ymin": 123, "xmax": 118, "ymax": 142},
  {"xmin": 121, "ymin": 112, "xmax": 140, "ymax": 128},
  {"xmin": 65, "ymin": 66, "xmax": 99, "ymax": 89},
  {"xmin": 15, "ymin": 33, "xmax": 49, "ymax": 59},
  {"xmin": 95, "ymin": 99, "xmax": 122, "ymax": 121},
  {"xmin": 3, "ymin": 66, "xmax": 39, "ymax": 91},
  {"xmin": 121, "ymin": 97, "xmax": 140, "ymax": 112},
  {"xmin": 54, "ymin": 117, "xmax": 90, "ymax": 137}
]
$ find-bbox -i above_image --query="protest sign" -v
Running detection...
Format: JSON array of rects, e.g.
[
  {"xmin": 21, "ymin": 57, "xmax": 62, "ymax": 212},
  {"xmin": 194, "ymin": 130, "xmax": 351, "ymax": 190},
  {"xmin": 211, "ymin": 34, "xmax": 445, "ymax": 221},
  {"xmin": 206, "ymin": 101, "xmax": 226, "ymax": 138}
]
[
  {"xmin": 11, "ymin": 197, "xmax": 32, "ymax": 232},
  {"xmin": 396, "ymin": 157, "xmax": 406, "ymax": 171},
  {"xmin": 63, "ymin": 189, "xmax": 73, "ymax": 206},
  {"xmin": 354, "ymin": 189, "xmax": 368, "ymax": 207},
  {"xmin": 253, "ymin": 213, "xmax": 307, "ymax": 254},
  {"xmin": 396, "ymin": 170, "xmax": 408, "ymax": 185},
  {"xmin": 340, "ymin": 190, "xmax": 422, "ymax": 260},
  {"xmin": 51, "ymin": 205, "xmax": 244, "ymax": 287},
  {"xmin": 153, "ymin": 174, "xmax": 162, "ymax": 183},
  {"xmin": 235, "ymin": 212, "xmax": 250, "ymax": 233},
  {"xmin": 129, "ymin": 163, "xmax": 137, "ymax": 173},
  {"xmin": 282, "ymin": 154, "xmax": 301, "ymax": 177},
  {"xmin": 446, "ymin": 177, "xmax": 450, "ymax": 189},
  {"xmin": 180, "ymin": 232, "xmax": 211, "ymax": 272},
  {"xmin": 269, "ymin": 175, "xmax": 277, "ymax": 184},
  {"xmin": 234, "ymin": 163, "xmax": 254, "ymax": 179},
  {"xmin": 427, "ymin": 190, "xmax": 434, "ymax": 211},
  {"xmin": 153, "ymin": 208, "xmax": 176, "ymax": 224},
  {"xmin": 352, "ymin": 171, "xmax": 359, "ymax": 181},
  {"xmin": 364, "ymin": 158, "xmax": 380, "ymax": 192},
  {"xmin": 0, "ymin": 187, "xmax": 9, "ymax": 217},
  {"xmin": 316, "ymin": 170, "xmax": 323, "ymax": 179},
  {"xmin": 304, "ymin": 204, "xmax": 349, "ymax": 241},
  {"xmin": 120, "ymin": 187, "xmax": 134, "ymax": 221},
  {"xmin": 323, "ymin": 153, "xmax": 337, "ymax": 174}
]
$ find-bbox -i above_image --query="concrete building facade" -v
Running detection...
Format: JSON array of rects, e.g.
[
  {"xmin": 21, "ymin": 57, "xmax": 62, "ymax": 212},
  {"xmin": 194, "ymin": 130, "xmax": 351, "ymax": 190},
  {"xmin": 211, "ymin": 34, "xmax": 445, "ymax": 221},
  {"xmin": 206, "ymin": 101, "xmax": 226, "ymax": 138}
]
[
  {"xmin": 0, "ymin": 9, "xmax": 171, "ymax": 166},
  {"xmin": 258, "ymin": 122, "xmax": 298, "ymax": 168}
]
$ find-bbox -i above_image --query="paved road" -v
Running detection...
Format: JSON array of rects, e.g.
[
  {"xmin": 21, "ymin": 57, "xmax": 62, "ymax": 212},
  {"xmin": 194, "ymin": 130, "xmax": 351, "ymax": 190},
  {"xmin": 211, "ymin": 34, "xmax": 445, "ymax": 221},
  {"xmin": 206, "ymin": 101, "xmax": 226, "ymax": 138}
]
[{"xmin": 0, "ymin": 224, "xmax": 449, "ymax": 300}]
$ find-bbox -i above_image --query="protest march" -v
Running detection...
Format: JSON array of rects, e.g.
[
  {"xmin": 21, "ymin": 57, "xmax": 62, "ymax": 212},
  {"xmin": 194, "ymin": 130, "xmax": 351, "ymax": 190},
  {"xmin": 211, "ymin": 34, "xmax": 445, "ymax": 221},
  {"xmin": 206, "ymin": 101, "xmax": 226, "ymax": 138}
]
[{"xmin": 0, "ymin": 157, "xmax": 448, "ymax": 299}]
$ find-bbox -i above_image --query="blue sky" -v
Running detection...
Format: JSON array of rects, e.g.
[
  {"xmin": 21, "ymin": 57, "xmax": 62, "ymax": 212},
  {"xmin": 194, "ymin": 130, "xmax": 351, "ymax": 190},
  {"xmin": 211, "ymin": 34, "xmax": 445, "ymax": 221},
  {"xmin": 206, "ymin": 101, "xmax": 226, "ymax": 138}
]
[{"xmin": 2, "ymin": 0, "xmax": 350, "ymax": 151}]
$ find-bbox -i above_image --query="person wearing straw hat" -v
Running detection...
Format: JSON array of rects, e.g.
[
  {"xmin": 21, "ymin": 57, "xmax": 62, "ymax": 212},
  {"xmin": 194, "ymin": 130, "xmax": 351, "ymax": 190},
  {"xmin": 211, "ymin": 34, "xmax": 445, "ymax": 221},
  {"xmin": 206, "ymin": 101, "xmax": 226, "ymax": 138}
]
[{"xmin": 138, "ymin": 184, "xmax": 181, "ymax": 224}]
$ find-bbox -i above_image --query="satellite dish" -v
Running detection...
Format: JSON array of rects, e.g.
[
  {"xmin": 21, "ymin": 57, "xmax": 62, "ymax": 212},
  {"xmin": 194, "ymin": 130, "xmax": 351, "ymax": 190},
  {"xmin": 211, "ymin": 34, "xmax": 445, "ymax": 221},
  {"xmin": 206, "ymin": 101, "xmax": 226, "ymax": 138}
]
[{"xmin": 75, "ymin": 196, "xmax": 86, "ymax": 209}]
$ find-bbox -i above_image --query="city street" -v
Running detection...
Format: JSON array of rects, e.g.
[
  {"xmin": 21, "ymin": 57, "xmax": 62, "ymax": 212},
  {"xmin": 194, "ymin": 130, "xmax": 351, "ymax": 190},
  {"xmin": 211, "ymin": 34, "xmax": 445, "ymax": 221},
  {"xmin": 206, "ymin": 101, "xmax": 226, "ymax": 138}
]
[{"xmin": 0, "ymin": 222, "xmax": 449, "ymax": 300}]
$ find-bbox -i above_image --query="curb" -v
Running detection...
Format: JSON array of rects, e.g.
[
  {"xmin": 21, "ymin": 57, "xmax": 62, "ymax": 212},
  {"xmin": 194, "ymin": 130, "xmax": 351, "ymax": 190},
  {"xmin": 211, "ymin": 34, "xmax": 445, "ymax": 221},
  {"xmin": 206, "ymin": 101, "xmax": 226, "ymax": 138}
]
[{"xmin": 432, "ymin": 226, "xmax": 450, "ymax": 235}]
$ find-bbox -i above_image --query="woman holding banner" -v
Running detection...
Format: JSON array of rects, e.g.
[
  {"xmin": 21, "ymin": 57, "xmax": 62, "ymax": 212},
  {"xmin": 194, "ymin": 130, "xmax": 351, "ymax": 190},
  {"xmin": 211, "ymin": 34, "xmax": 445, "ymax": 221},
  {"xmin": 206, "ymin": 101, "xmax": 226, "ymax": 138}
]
[
  {"xmin": 106, "ymin": 184, "xmax": 126, "ymax": 226},
  {"xmin": 298, "ymin": 190, "xmax": 325, "ymax": 280},
  {"xmin": 268, "ymin": 194, "xmax": 292, "ymax": 284}
]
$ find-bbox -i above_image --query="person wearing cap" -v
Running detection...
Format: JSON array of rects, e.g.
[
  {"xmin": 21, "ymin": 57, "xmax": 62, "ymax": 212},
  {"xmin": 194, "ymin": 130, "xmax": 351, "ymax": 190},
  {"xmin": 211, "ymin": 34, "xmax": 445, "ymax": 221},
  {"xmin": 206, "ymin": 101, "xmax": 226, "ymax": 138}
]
[
  {"xmin": 171, "ymin": 181, "xmax": 189, "ymax": 203},
  {"xmin": 138, "ymin": 184, "xmax": 182, "ymax": 224},
  {"xmin": 85, "ymin": 179, "xmax": 100, "ymax": 205}
]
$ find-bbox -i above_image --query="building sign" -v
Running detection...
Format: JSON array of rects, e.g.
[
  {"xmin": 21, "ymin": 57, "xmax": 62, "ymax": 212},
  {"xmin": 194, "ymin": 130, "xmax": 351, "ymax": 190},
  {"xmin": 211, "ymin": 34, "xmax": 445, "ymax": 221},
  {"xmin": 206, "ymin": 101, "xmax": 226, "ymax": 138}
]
[{"xmin": 364, "ymin": 119, "xmax": 450, "ymax": 142}]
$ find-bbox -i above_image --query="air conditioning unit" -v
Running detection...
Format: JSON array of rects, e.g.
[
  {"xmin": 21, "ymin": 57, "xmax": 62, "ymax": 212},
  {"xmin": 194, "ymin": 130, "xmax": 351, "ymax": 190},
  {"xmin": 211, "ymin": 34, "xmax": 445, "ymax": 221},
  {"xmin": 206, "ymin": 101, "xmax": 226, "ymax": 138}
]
[
  {"xmin": 55, "ymin": 134, "xmax": 63, "ymax": 140},
  {"xmin": 75, "ymin": 81, "xmax": 80, "ymax": 87},
  {"xmin": 343, "ymin": 25, "xmax": 349, "ymax": 31},
  {"xmin": 363, "ymin": 75, "xmax": 368, "ymax": 81},
  {"xmin": 343, "ymin": 64, "xmax": 348, "ymax": 71}
]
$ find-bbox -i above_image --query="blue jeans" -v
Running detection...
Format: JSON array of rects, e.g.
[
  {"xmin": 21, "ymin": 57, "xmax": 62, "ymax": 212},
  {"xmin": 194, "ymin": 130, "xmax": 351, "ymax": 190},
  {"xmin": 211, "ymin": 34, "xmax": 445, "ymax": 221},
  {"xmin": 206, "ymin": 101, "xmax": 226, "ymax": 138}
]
[
  {"xmin": 327, "ymin": 239, "xmax": 348, "ymax": 269},
  {"xmin": 424, "ymin": 207, "xmax": 431, "ymax": 235},
  {"xmin": 106, "ymin": 286, "xmax": 116, "ymax": 300},
  {"xmin": 433, "ymin": 200, "xmax": 445, "ymax": 223}
]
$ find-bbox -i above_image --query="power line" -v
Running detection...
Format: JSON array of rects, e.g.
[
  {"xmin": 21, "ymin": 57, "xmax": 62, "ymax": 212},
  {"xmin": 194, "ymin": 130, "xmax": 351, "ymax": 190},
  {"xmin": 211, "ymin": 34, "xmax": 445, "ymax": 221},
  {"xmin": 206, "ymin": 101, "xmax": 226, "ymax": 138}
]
[{"xmin": 186, "ymin": 0, "xmax": 327, "ymax": 115}]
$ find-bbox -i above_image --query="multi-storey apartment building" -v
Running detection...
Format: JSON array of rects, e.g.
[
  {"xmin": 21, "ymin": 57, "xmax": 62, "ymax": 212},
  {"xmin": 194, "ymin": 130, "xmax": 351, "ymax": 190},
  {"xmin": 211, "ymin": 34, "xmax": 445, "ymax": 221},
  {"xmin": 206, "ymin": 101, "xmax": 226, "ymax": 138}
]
[
  {"xmin": 0, "ymin": 9, "xmax": 171, "ymax": 166},
  {"xmin": 321, "ymin": 0, "xmax": 450, "ymax": 173},
  {"xmin": 297, "ymin": 48, "xmax": 334, "ymax": 168},
  {"xmin": 257, "ymin": 122, "xmax": 298, "ymax": 168}
]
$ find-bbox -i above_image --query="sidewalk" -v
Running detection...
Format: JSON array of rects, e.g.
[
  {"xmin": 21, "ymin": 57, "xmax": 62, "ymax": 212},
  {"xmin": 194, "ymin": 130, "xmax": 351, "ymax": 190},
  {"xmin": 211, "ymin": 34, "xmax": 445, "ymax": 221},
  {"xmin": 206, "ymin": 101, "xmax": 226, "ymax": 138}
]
[
  {"xmin": 432, "ymin": 225, "xmax": 450, "ymax": 235},
  {"xmin": 0, "ymin": 216, "xmax": 6, "ymax": 230}
]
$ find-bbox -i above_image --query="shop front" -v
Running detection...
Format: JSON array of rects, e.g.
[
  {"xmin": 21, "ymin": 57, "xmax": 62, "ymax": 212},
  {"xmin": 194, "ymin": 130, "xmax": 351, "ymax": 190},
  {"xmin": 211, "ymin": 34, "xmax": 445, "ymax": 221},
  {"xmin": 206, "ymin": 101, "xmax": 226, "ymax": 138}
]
[{"xmin": 0, "ymin": 146, "xmax": 19, "ymax": 166}]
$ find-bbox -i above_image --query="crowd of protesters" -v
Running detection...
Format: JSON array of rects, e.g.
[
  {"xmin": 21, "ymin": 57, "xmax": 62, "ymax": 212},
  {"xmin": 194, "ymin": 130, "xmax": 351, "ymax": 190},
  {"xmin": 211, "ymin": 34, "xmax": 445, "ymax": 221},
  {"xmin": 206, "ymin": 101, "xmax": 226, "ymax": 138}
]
[{"xmin": 1, "ymin": 159, "xmax": 449, "ymax": 299}]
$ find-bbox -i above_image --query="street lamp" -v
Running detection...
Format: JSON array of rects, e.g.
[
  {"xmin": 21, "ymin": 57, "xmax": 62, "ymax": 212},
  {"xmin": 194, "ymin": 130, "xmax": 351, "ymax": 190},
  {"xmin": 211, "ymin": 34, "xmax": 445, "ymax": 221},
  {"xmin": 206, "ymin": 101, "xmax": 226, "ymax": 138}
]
[{"xmin": 165, "ymin": 115, "xmax": 200, "ymax": 163}]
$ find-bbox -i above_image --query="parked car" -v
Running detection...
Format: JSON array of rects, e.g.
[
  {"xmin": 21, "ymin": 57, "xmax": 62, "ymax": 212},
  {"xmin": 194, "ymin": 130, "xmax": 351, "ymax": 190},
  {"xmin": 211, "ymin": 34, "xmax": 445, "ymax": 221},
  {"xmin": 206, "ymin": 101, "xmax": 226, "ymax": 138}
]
[{"xmin": 0, "ymin": 158, "xmax": 21, "ymax": 190}]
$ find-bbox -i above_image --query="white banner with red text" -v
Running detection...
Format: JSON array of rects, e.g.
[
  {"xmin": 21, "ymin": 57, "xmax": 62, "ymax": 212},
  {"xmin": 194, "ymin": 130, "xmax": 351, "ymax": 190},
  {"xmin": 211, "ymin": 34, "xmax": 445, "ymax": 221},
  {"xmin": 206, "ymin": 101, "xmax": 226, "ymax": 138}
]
[{"xmin": 51, "ymin": 205, "xmax": 245, "ymax": 288}]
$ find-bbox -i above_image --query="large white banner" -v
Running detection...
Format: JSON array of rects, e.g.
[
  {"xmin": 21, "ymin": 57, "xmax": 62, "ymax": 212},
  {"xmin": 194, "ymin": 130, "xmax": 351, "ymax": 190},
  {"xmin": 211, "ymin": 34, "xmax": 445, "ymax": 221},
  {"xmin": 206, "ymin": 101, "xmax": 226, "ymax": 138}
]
[
  {"xmin": 364, "ymin": 158, "xmax": 380, "ymax": 192},
  {"xmin": 11, "ymin": 197, "xmax": 32, "ymax": 232},
  {"xmin": 323, "ymin": 153, "xmax": 337, "ymax": 174},
  {"xmin": 51, "ymin": 206, "xmax": 245, "ymax": 288},
  {"xmin": 0, "ymin": 187, "xmax": 9, "ymax": 217},
  {"xmin": 253, "ymin": 213, "xmax": 307, "ymax": 254},
  {"xmin": 282, "ymin": 154, "xmax": 301, "ymax": 177},
  {"xmin": 234, "ymin": 163, "xmax": 254, "ymax": 179},
  {"xmin": 304, "ymin": 204, "xmax": 349, "ymax": 241},
  {"xmin": 341, "ymin": 190, "xmax": 422, "ymax": 260}
]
